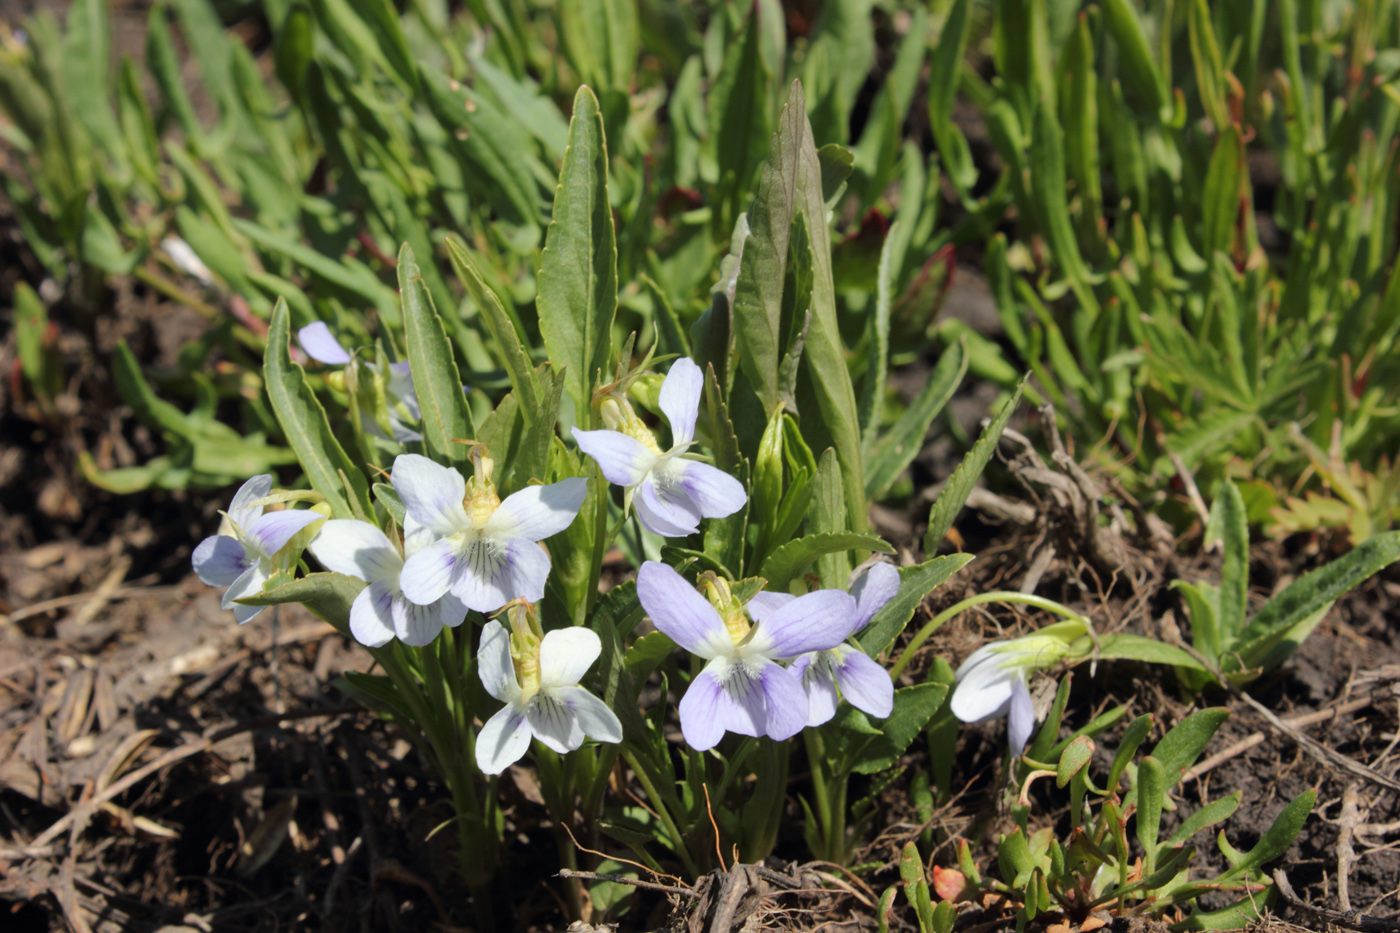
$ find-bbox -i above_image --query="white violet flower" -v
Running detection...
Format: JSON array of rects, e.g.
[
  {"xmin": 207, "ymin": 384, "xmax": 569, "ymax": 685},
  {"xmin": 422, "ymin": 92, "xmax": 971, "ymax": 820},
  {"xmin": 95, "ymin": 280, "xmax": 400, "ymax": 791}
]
[
  {"xmin": 573, "ymin": 357, "xmax": 745, "ymax": 538},
  {"xmin": 475, "ymin": 602, "xmax": 622, "ymax": 774},
  {"xmin": 394, "ymin": 450, "xmax": 588, "ymax": 615},
  {"xmin": 191, "ymin": 474, "xmax": 324, "ymax": 623},
  {"xmin": 949, "ymin": 620, "xmax": 1090, "ymax": 757},
  {"xmin": 308, "ymin": 518, "xmax": 468, "ymax": 647}
]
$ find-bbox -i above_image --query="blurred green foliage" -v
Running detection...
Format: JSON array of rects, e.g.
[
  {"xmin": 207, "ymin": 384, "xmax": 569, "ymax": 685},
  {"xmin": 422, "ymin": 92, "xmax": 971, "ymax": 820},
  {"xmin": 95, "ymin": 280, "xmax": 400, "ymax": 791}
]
[{"xmin": 2, "ymin": 0, "xmax": 1398, "ymax": 538}]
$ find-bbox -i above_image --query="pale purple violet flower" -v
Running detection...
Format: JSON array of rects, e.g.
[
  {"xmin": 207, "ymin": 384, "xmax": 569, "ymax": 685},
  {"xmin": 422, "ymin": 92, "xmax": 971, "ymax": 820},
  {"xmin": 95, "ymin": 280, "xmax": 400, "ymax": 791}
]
[
  {"xmin": 307, "ymin": 518, "xmax": 467, "ymax": 647},
  {"xmin": 572, "ymin": 357, "xmax": 745, "ymax": 537},
  {"xmin": 475, "ymin": 615, "xmax": 622, "ymax": 774},
  {"xmin": 393, "ymin": 453, "xmax": 588, "ymax": 615},
  {"xmin": 297, "ymin": 323, "xmax": 425, "ymax": 442},
  {"xmin": 636, "ymin": 561, "xmax": 856, "ymax": 750},
  {"xmin": 191, "ymin": 474, "xmax": 324, "ymax": 623},
  {"xmin": 752, "ymin": 562, "xmax": 900, "ymax": 727}
]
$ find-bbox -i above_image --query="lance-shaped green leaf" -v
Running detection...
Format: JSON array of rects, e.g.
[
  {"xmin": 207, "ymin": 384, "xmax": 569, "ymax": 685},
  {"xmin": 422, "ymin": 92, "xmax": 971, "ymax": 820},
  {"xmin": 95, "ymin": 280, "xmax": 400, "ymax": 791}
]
[
  {"xmin": 1208, "ymin": 482, "xmax": 1250, "ymax": 646},
  {"xmin": 760, "ymin": 533, "xmax": 892, "ymax": 592},
  {"xmin": 809, "ymin": 448, "xmax": 850, "ymax": 588},
  {"xmin": 1216, "ymin": 789, "xmax": 1316, "ymax": 882},
  {"xmin": 559, "ymin": 0, "xmax": 637, "ymax": 92},
  {"xmin": 1149, "ymin": 707, "xmax": 1229, "ymax": 787},
  {"xmin": 708, "ymin": 5, "xmax": 770, "ymax": 225},
  {"xmin": 1202, "ymin": 127, "xmax": 1246, "ymax": 260},
  {"xmin": 1167, "ymin": 791, "xmax": 1242, "ymax": 847},
  {"xmin": 1102, "ymin": 0, "xmax": 1170, "ymax": 120},
  {"xmin": 840, "ymin": 682, "xmax": 950, "ymax": 775},
  {"xmin": 924, "ymin": 378, "xmax": 1024, "ymax": 555},
  {"xmin": 739, "ymin": 81, "xmax": 866, "ymax": 527},
  {"xmin": 237, "ymin": 572, "xmax": 365, "ymax": 633},
  {"xmin": 1093, "ymin": 633, "xmax": 1210, "ymax": 671},
  {"xmin": 865, "ymin": 339, "xmax": 967, "ymax": 499},
  {"xmin": 1135, "ymin": 756, "xmax": 1166, "ymax": 876},
  {"xmin": 264, "ymin": 299, "xmax": 373, "ymax": 520},
  {"xmin": 399, "ymin": 243, "xmax": 474, "ymax": 471},
  {"xmin": 446, "ymin": 234, "xmax": 540, "ymax": 418},
  {"xmin": 537, "ymin": 85, "xmax": 617, "ymax": 428},
  {"xmin": 858, "ymin": 554, "xmax": 975, "ymax": 656},
  {"xmin": 1236, "ymin": 530, "xmax": 1400, "ymax": 670}
]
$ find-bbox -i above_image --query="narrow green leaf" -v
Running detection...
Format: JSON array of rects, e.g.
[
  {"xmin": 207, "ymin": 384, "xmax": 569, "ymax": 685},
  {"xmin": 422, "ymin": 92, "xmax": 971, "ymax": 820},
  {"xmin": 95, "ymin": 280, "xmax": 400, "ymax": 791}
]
[
  {"xmin": 264, "ymin": 298, "xmax": 373, "ymax": 520},
  {"xmin": 924, "ymin": 378, "xmax": 1024, "ymax": 555},
  {"xmin": 1238, "ymin": 531, "xmax": 1400, "ymax": 651},
  {"xmin": 398, "ymin": 243, "xmax": 475, "ymax": 470},
  {"xmin": 1135, "ymin": 756, "xmax": 1166, "ymax": 875},
  {"xmin": 237, "ymin": 572, "xmax": 363, "ymax": 633},
  {"xmin": 809, "ymin": 448, "xmax": 849, "ymax": 588},
  {"xmin": 1094, "ymin": 633, "xmax": 1211, "ymax": 671},
  {"xmin": 1167, "ymin": 790, "xmax": 1242, "ymax": 847},
  {"xmin": 1210, "ymin": 482, "xmax": 1250, "ymax": 645},
  {"xmin": 537, "ymin": 85, "xmax": 617, "ymax": 427},
  {"xmin": 858, "ymin": 554, "xmax": 975, "ymax": 657},
  {"xmin": 1101, "ymin": 0, "xmax": 1170, "ymax": 119},
  {"xmin": 1106, "ymin": 714, "xmax": 1154, "ymax": 794},
  {"xmin": 865, "ymin": 339, "xmax": 967, "ymax": 499},
  {"xmin": 1217, "ymin": 789, "xmax": 1315, "ymax": 881},
  {"xmin": 1056, "ymin": 735, "xmax": 1094, "ymax": 788},
  {"xmin": 846, "ymin": 682, "xmax": 950, "ymax": 774},
  {"xmin": 761, "ymin": 533, "xmax": 892, "ymax": 592},
  {"xmin": 446, "ymin": 235, "xmax": 540, "ymax": 419},
  {"xmin": 1150, "ymin": 707, "xmax": 1230, "ymax": 786}
]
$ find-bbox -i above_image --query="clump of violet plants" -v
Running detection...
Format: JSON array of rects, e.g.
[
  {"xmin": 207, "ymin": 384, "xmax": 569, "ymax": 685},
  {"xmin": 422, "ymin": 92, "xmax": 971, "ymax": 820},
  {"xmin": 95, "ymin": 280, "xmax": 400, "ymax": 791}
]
[{"xmin": 187, "ymin": 83, "xmax": 1342, "ymax": 930}]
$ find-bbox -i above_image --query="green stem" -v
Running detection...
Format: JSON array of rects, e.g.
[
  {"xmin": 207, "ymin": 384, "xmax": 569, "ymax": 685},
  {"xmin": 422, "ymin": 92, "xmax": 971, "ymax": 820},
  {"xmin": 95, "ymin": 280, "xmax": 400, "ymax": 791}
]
[
  {"xmin": 803, "ymin": 729, "xmax": 834, "ymax": 860},
  {"xmin": 622, "ymin": 748, "xmax": 700, "ymax": 879},
  {"xmin": 889, "ymin": 591, "xmax": 1091, "ymax": 681}
]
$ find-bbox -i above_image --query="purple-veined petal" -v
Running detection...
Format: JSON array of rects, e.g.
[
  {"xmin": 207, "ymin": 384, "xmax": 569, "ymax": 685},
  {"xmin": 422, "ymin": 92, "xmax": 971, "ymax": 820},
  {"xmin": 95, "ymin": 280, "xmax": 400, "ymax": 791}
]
[
  {"xmin": 527, "ymin": 692, "xmax": 587, "ymax": 754},
  {"xmin": 538, "ymin": 626, "xmax": 602, "ymax": 688},
  {"xmin": 226, "ymin": 563, "xmax": 269, "ymax": 624},
  {"xmin": 476, "ymin": 703, "xmax": 531, "ymax": 775},
  {"xmin": 227, "ymin": 474, "xmax": 273, "ymax": 532},
  {"xmin": 349, "ymin": 582, "xmax": 396, "ymax": 648},
  {"xmin": 572, "ymin": 428, "xmax": 658, "ymax": 487},
  {"xmin": 833, "ymin": 647, "xmax": 894, "ymax": 719},
  {"xmin": 487, "ymin": 478, "xmax": 588, "ymax": 541},
  {"xmin": 679, "ymin": 658, "xmax": 808, "ymax": 749},
  {"xmin": 674, "ymin": 460, "xmax": 746, "ymax": 520},
  {"xmin": 555, "ymin": 686, "xmax": 622, "ymax": 744},
  {"xmin": 949, "ymin": 653, "xmax": 1016, "ymax": 723},
  {"xmin": 659, "ymin": 357, "xmax": 704, "ymax": 446},
  {"xmin": 193, "ymin": 534, "xmax": 252, "ymax": 587},
  {"xmin": 634, "ymin": 477, "xmax": 701, "ymax": 537},
  {"xmin": 392, "ymin": 594, "xmax": 446, "ymax": 647},
  {"xmin": 391, "ymin": 454, "xmax": 471, "ymax": 536},
  {"xmin": 501, "ymin": 537, "xmax": 551, "ymax": 605},
  {"xmin": 1007, "ymin": 676, "xmax": 1035, "ymax": 757},
  {"xmin": 309, "ymin": 519, "xmax": 401, "ymax": 583},
  {"xmin": 636, "ymin": 561, "xmax": 730, "ymax": 659},
  {"xmin": 756, "ymin": 662, "xmax": 809, "ymax": 740},
  {"xmin": 797, "ymin": 654, "xmax": 840, "ymax": 727},
  {"xmin": 452, "ymin": 536, "xmax": 510, "ymax": 613},
  {"xmin": 477, "ymin": 621, "xmax": 521, "ymax": 704},
  {"xmin": 438, "ymin": 592, "xmax": 468, "ymax": 629},
  {"xmin": 246, "ymin": 509, "xmax": 324, "ymax": 558},
  {"xmin": 298, "ymin": 321, "xmax": 353, "ymax": 365},
  {"xmin": 751, "ymin": 589, "xmax": 858, "ymax": 658},
  {"xmin": 746, "ymin": 590, "xmax": 795, "ymax": 625},
  {"xmin": 399, "ymin": 538, "xmax": 459, "ymax": 606},
  {"xmin": 676, "ymin": 668, "xmax": 727, "ymax": 750},
  {"xmin": 850, "ymin": 562, "xmax": 900, "ymax": 631}
]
